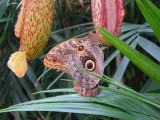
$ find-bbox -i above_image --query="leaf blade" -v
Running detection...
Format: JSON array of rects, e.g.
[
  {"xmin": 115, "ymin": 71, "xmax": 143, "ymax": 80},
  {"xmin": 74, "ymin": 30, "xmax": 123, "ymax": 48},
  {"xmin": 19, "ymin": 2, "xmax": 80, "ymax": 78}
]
[
  {"xmin": 98, "ymin": 27, "xmax": 160, "ymax": 85},
  {"xmin": 135, "ymin": 0, "xmax": 160, "ymax": 42}
]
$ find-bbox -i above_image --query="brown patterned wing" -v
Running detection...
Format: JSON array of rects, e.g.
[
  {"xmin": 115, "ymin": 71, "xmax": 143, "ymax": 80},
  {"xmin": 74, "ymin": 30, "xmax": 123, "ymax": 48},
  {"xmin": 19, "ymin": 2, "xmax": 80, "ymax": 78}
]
[{"xmin": 44, "ymin": 37, "xmax": 104, "ymax": 96}]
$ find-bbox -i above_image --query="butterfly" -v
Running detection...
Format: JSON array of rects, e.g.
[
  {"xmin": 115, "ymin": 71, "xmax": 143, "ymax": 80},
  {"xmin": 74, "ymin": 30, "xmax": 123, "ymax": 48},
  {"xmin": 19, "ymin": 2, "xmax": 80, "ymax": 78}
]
[
  {"xmin": 7, "ymin": 51, "xmax": 27, "ymax": 77},
  {"xmin": 44, "ymin": 32, "xmax": 104, "ymax": 96}
]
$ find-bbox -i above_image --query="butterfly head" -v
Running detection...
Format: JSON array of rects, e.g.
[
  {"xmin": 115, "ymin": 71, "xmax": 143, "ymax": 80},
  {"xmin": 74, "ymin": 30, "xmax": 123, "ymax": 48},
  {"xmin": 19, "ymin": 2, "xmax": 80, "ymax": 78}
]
[{"xmin": 44, "ymin": 51, "xmax": 69, "ymax": 73}]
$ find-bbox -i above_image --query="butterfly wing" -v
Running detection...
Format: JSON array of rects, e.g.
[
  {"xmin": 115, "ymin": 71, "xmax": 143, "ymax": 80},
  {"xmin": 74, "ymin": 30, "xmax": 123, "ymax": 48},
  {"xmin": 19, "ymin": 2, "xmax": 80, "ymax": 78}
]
[
  {"xmin": 44, "ymin": 38, "xmax": 104, "ymax": 96},
  {"xmin": 71, "ymin": 38, "xmax": 104, "ymax": 96},
  {"xmin": 7, "ymin": 51, "xmax": 27, "ymax": 77}
]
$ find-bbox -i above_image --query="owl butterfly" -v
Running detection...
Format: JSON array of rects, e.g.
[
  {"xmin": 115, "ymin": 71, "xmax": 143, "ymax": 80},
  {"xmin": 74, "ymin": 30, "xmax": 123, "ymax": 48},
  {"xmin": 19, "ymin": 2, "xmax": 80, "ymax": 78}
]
[{"xmin": 44, "ymin": 32, "xmax": 104, "ymax": 96}]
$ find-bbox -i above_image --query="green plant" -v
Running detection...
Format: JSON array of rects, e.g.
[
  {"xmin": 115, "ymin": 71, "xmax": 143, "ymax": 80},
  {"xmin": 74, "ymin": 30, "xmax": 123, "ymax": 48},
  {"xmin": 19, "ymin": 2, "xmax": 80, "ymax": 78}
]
[{"xmin": 0, "ymin": 0, "xmax": 160, "ymax": 120}]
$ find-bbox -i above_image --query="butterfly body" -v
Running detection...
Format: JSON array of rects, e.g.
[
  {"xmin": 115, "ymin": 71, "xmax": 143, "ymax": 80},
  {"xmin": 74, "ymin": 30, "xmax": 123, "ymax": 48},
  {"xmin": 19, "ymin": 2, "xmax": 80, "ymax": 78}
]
[{"xmin": 44, "ymin": 33, "xmax": 104, "ymax": 96}]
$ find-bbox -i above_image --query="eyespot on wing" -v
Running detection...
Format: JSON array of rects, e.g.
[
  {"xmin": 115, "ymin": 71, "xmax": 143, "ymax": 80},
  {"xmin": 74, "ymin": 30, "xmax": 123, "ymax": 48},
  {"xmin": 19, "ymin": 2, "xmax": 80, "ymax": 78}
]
[{"xmin": 84, "ymin": 59, "xmax": 95, "ymax": 71}]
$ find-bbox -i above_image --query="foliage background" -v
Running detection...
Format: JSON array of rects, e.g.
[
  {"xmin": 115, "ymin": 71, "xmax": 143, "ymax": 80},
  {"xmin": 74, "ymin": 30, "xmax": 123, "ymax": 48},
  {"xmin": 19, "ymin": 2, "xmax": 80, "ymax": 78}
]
[{"xmin": 0, "ymin": 0, "xmax": 160, "ymax": 120}]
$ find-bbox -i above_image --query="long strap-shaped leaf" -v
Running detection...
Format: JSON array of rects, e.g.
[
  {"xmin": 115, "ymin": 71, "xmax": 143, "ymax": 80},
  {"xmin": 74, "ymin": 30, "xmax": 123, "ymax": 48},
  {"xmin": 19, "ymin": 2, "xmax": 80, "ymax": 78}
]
[
  {"xmin": 71, "ymin": 65, "xmax": 160, "ymax": 108},
  {"xmin": 97, "ymin": 27, "xmax": 160, "ymax": 85},
  {"xmin": 135, "ymin": 0, "xmax": 160, "ymax": 42}
]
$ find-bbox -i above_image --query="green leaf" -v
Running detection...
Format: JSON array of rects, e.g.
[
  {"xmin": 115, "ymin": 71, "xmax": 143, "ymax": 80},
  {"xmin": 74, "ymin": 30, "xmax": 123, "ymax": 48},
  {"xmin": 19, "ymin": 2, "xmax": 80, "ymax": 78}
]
[
  {"xmin": 0, "ymin": 28, "xmax": 7, "ymax": 44},
  {"xmin": 135, "ymin": 0, "xmax": 160, "ymax": 42},
  {"xmin": 36, "ymin": 67, "xmax": 51, "ymax": 84},
  {"xmin": 86, "ymin": 91, "xmax": 160, "ymax": 119},
  {"xmin": 0, "ymin": 13, "xmax": 10, "ymax": 44},
  {"xmin": 50, "ymin": 22, "xmax": 93, "ymax": 34},
  {"xmin": 0, "ymin": 103, "xmax": 141, "ymax": 120},
  {"xmin": 70, "ymin": 65, "xmax": 160, "ymax": 109},
  {"xmin": 119, "ymin": 30, "xmax": 138, "ymax": 40},
  {"xmin": 1, "ymin": 88, "xmax": 160, "ymax": 119},
  {"xmin": 140, "ymin": 79, "xmax": 160, "ymax": 93},
  {"xmin": 143, "ymin": 0, "xmax": 160, "ymax": 21},
  {"xmin": 0, "ymin": 18, "xmax": 12, "ymax": 23},
  {"xmin": 47, "ymin": 72, "xmax": 65, "ymax": 89},
  {"xmin": 0, "ymin": 91, "xmax": 145, "ymax": 120},
  {"xmin": 97, "ymin": 27, "xmax": 160, "ymax": 85},
  {"xmin": 33, "ymin": 88, "xmax": 76, "ymax": 95},
  {"xmin": 121, "ymin": 23, "xmax": 141, "ymax": 32},
  {"xmin": 104, "ymin": 34, "xmax": 137, "ymax": 67},
  {"xmin": 26, "ymin": 63, "xmax": 45, "ymax": 97},
  {"xmin": 137, "ymin": 36, "xmax": 160, "ymax": 62},
  {"xmin": 109, "ymin": 40, "xmax": 138, "ymax": 89},
  {"xmin": 0, "ymin": 0, "xmax": 9, "ymax": 18}
]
